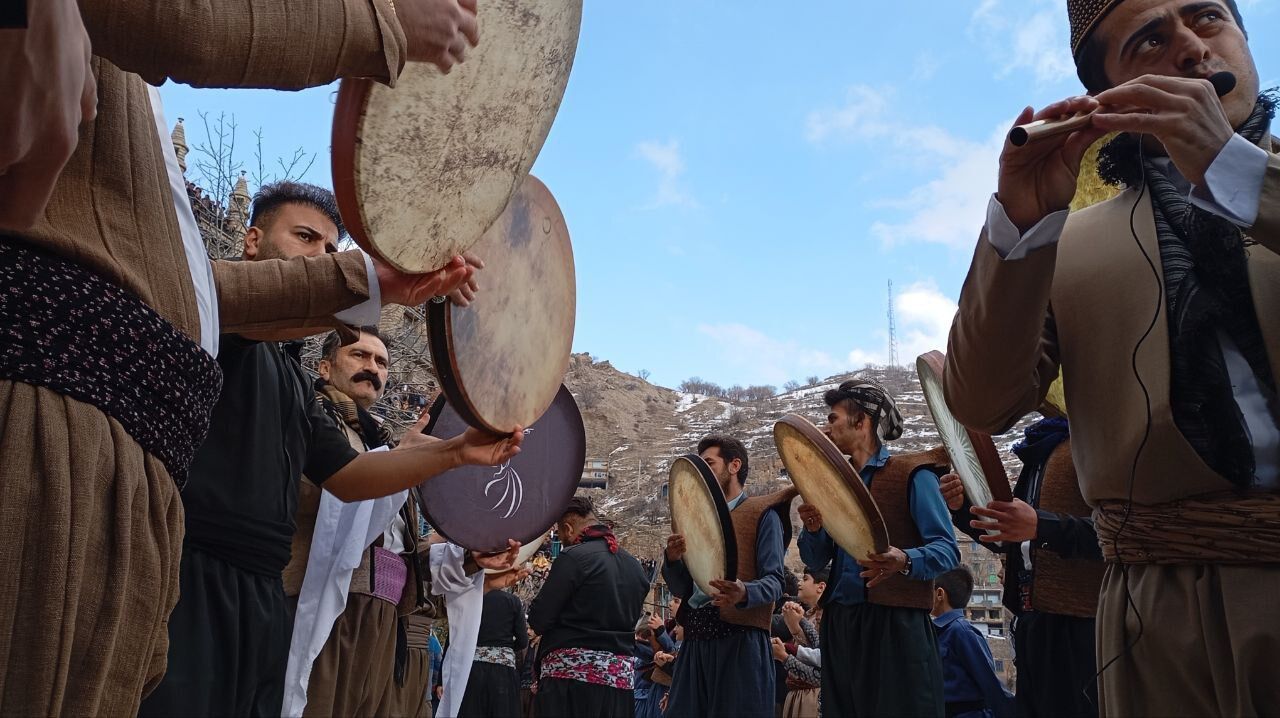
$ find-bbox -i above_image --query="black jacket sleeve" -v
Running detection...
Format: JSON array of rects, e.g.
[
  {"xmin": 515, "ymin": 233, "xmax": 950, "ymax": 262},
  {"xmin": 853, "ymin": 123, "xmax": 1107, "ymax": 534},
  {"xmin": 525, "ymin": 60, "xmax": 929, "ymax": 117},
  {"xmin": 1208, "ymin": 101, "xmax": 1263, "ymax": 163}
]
[
  {"xmin": 301, "ymin": 389, "xmax": 360, "ymax": 485},
  {"xmin": 1034, "ymin": 510, "xmax": 1103, "ymax": 561}
]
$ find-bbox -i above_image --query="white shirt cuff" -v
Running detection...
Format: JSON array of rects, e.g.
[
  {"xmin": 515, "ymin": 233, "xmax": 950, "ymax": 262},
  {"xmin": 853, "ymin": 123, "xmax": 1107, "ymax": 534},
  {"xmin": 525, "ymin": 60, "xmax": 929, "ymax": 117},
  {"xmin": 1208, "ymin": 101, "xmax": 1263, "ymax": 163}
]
[
  {"xmin": 1189, "ymin": 133, "xmax": 1269, "ymax": 228},
  {"xmin": 985, "ymin": 195, "xmax": 1069, "ymax": 260},
  {"xmin": 333, "ymin": 251, "xmax": 382, "ymax": 327}
]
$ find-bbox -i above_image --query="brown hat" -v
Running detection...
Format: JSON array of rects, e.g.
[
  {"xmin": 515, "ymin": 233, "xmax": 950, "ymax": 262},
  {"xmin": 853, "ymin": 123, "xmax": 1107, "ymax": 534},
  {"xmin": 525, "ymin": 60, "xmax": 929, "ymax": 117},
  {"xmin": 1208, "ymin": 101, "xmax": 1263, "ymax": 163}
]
[{"xmin": 1069, "ymin": 0, "xmax": 1126, "ymax": 57}]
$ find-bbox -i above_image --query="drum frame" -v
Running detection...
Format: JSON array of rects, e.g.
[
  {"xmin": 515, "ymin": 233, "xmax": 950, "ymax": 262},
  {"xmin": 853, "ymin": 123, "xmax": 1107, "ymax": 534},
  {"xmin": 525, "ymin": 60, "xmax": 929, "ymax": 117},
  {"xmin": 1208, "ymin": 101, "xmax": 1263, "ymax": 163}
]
[
  {"xmin": 774, "ymin": 414, "xmax": 890, "ymax": 557},
  {"xmin": 916, "ymin": 350, "xmax": 1013, "ymax": 505},
  {"xmin": 669, "ymin": 454, "xmax": 738, "ymax": 591}
]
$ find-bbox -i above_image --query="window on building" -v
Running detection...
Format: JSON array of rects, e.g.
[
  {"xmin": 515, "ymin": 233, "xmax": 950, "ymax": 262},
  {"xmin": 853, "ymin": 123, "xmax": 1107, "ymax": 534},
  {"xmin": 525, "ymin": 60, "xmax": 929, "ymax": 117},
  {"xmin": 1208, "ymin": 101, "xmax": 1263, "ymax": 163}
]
[
  {"xmin": 995, "ymin": 659, "xmax": 1005, "ymax": 671},
  {"xmin": 990, "ymin": 627, "xmax": 1004, "ymax": 637}
]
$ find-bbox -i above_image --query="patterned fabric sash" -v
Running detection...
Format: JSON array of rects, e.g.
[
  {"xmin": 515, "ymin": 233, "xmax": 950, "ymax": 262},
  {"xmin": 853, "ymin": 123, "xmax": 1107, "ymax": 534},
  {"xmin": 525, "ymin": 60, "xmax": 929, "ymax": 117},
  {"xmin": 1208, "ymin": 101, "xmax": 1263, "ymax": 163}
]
[
  {"xmin": 369, "ymin": 546, "xmax": 409, "ymax": 604},
  {"xmin": 679, "ymin": 602, "xmax": 754, "ymax": 641},
  {"xmin": 474, "ymin": 646, "xmax": 516, "ymax": 669},
  {"xmin": 1095, "ymin": 490, "xmax": 1280, "ymax": 564},
  {"xmin": 0, "ymin": 238, "xmax": 222, "ymax": 486},
  {"xmin": 785, "ymin": 674, "xmax": 820, "ymax": 691},
  {"xmin": 539, "ymin": 648, "xmax": 635, "ymax": 690}
]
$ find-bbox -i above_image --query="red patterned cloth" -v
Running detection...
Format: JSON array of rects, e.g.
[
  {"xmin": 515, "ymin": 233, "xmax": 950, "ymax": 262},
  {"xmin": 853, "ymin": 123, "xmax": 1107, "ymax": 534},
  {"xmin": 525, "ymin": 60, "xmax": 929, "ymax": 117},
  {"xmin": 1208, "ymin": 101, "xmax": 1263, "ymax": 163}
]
[{"xmin": 540, "ymin": 648, "xmax": 634, "ymax": 690}]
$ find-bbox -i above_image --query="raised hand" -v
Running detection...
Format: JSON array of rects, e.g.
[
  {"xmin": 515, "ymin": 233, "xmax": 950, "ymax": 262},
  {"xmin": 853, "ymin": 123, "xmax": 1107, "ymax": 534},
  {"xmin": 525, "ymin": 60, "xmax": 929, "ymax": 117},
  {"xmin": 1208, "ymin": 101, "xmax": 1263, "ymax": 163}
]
[
  {"xmin": 770, "ymin": 637, "xmax": 789, "ymax": 662},
  {"xmin": 375, "ymin": 254, "xmax": 475, "ymax": 308},
  {"xmin": 938, "ymin": 473, "xmax": 966, "ymax": 512},
  {"xmin": 1092, "ymin": 74, "xmax": 1235, "ymax": 186},
  {"xmin": 473, "ymin": 539, "xmax": 521, "ymax": 572},
  {"xmin": 858, "ymin": 546, "xmax": 909, "ymax": 588},
  {"xmin": 484, "ymin": 566, "xmax": 531, "ymax": 592},
  {"xmin": 708, "ymin": 579, "xmax": 747, "ymax": 608},
  {"xmin": 971, "ymin": 499, "xmax": 1039, "ymax": 544},
  {"xmin": 398, "ymin": 0, "xmax": 480, "ymax": 72},
  {"xmin": 0, "ymin": 0, "xmax": 96, "ymax": 231},
  {"xmin": 395, "ymin": 406, "xmax": 439, "ymax": 450},
  {"xmin": 997, "ymin": 96, "xmax": 1110, "ymax": 234},
  {"xmin": 798, "ymin": 503, "xmax": 824, "ymax": 533},
  {"xmin": 647, "ymin": 613, "xmax": 664, "ymax": 632},
  {"xmin": 446, "ymin": 252, "xmax": 485, "ymax": 307},
  {"xmin": 454, "ymin": 425, "xmax": 523, "ymax": 467},
  {"xmin": 665, "ymin": 534, "xmax": 686, "ymax": 562}
]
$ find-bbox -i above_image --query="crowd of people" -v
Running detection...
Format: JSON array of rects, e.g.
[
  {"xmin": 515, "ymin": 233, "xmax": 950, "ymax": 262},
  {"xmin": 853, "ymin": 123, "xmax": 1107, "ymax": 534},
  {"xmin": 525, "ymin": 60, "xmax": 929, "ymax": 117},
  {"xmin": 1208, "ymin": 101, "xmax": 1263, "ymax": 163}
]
[{"xmin": 2, "ymin": 0, "xmax": 1278, "ymax": 716}]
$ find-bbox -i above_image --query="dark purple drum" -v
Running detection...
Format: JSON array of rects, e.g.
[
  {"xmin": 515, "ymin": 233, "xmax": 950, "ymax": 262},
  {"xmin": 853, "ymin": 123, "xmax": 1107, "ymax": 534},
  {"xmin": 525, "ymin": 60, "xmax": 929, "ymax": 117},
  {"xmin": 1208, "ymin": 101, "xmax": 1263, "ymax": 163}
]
[{"xmin": 415, "ymin": 384, "xmax": 586, "ymax": 552}]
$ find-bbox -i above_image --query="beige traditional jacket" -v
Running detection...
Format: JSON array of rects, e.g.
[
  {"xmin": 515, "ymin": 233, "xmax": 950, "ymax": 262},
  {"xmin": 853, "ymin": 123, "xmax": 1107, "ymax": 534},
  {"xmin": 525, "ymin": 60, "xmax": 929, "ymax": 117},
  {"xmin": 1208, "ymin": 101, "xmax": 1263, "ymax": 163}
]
[
  {"xmin": 945, "ymin": 140, "xmax": 1280, "ymax": 506},
  {"xmin": 15, "ymin": 0, "xmax": 407, "ymax": 344}
]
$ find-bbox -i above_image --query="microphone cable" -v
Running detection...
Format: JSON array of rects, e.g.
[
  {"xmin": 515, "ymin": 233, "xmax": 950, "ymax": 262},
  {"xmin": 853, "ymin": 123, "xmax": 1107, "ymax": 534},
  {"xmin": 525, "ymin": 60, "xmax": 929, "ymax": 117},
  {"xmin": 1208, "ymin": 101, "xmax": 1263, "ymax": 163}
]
[{"xmin": 1091, "ymin": 134, "xmax": 1156, "ymax": 694}]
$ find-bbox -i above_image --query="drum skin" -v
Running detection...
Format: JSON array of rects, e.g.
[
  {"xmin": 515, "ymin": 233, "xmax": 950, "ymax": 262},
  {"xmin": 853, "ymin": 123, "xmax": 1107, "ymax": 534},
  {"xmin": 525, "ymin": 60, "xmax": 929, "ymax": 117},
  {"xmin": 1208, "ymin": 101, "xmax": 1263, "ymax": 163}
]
[
  {"xmin": 773, "ymin": 415, "xmax": 889, "ymax": 560},
  {"xmin": 331, "ymin": 0, "xmax": 583, "ymax": 273},
  {"xmin": 415, "ymin": 385, "xmax": 584, "ymax": 553},
  {"xmin": 669, "ymin": 454, "xmax": 737, "ymax": 597},
  {"xmin": 428, "ymin": 175, "xmax": 576, "ymax": 434},
  {"xmin": 916, "ymin": 350, "xmax": 1013, "ymax": 509}
]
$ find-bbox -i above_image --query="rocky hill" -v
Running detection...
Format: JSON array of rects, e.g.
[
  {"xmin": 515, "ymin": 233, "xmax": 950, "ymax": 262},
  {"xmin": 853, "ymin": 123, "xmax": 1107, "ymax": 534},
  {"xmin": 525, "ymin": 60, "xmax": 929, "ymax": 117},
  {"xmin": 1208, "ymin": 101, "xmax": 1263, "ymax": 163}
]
[{"xmin": 561, "ymin": 352, "xmax": 1035, "ymax": 561}]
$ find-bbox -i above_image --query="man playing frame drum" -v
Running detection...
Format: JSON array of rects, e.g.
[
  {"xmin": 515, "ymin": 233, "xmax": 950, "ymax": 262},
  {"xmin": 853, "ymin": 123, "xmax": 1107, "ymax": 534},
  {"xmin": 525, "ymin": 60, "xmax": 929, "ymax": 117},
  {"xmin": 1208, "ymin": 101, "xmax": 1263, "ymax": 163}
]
[
  {"xmin": 661, "ymin": 436, "xmax": 792, "ymax": 718},
  {"xmin": 798, "ymin": 380, "xmax": 959, "ymax": 717},
  {"xmin": 944, "ymin": 0, "xmax": 1280, "ymax": 714}
]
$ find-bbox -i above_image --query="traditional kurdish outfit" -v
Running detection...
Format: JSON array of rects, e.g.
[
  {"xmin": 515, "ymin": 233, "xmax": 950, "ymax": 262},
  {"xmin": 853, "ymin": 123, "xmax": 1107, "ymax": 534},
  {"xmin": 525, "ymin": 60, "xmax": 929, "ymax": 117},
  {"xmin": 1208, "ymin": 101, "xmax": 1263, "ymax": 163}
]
[
  {"xmin": 946, "ymin": 83, "xmax": 1280, "ymax": 713},
  {"xmin": 950, "ymin": 419, "xmax": 1103, "ymax": 717},
  {"xmin": 528, "ymin": 526, "xmax": 649, "ymax": 717},
  {"xmin": 137, "ymin": 339, "xmax": 367, "ymax": 717},
  {"xmin": 280, "ymin": 379, "xmax": 437, "ymax": 718},
  {"xmin": 661, "ymin": 488, "xmax": 794, "ymax": 718},
  {"xmin": 799, "ymin": 445, "xmax": 960, "ymax": 718},
  {"xmin": 458, "ymin": 589, "xmax": 528, "ymax": 717},
  {"xmin": 0, "ymin": 2, "xmax": 407, "ymax": 714},
  {"xmin": 389, "ymin": 614, "xmax": 439, "ymax": 718}
]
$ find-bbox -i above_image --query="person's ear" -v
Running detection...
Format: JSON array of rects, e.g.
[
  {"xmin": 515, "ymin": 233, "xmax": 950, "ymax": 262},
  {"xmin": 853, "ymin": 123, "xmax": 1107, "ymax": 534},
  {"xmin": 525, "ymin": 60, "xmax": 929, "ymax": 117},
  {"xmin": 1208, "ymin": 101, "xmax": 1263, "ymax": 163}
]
[
  {"xmin": 317, "ymin": 358, "xmax": 332, "ymax": 381},
  {"xmin": 243, "ymin": 226, "xmax": 262, "ymax": 259}
]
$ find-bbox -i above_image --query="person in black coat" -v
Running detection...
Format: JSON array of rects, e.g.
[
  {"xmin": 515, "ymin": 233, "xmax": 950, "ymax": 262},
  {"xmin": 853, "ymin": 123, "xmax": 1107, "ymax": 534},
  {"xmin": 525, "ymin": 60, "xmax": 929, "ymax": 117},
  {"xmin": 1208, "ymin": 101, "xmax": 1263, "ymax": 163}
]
[
  {"xmin": 459, "ymin": 588, "xmax": 528, "ymax": 717},
  {"xmin": 528, "ymin": 497, "xmax": 649, "ymax": 717}
]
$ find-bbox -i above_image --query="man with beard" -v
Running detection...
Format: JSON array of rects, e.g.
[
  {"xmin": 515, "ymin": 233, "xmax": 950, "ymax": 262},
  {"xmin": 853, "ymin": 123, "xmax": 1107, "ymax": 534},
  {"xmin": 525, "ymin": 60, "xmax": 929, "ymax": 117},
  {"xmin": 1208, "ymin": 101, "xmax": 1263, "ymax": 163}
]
[
  {"xmin": 529, "ymin": 497, "xmax": 650, "ymax": 717},
  {"xmin": 798, "ymin": 380, "xmax": 959, "ymax": 717},
  {"xmin": 661, "ymin": 436, "xmax": 793, "ymax": 718},
  {"xmin": 944, "ymin": 1, "xmax": 1280, "ymax": 713},
  {"xmin": 140, "ymin": 181, "xmax": 521, "ymax": 717}
]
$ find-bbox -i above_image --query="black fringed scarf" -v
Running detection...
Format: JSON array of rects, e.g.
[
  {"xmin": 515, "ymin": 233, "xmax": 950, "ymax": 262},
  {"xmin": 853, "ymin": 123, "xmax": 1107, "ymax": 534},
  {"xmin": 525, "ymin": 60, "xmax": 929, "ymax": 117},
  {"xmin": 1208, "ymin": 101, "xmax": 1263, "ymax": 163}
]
[{"xmin": 1097, "ymin": 93, "xmax": 1278, "ymax": 487}]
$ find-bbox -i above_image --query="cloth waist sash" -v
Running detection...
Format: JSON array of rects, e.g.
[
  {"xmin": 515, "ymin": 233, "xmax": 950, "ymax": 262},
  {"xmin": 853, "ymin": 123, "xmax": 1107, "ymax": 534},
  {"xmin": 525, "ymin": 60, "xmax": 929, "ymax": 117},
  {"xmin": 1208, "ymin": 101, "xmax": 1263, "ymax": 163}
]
[
  {"xmin": 474, "ymin": 646, "xmax": 516, "ymax": 668},
  {"xmin": 1096, "ymin": 490, "xmax": 1280, "ymax": 563},
  {"xmin": 0, "ymin": 237, "xmax": 221, "ymax": 486},
  {"xmin": 785, "ymin": 674, "xmax": 820, "ymax": 691},
  {"xmin": 680, "ymin": 603, "xmax": 757, "ymax": 640},
  {"xmin": 539, "ymin": 648, "xmax": 635, "ymax": 690},
  {"xmin": 358, "ymin": 546, "xmax": 409, "ymax": 604}
]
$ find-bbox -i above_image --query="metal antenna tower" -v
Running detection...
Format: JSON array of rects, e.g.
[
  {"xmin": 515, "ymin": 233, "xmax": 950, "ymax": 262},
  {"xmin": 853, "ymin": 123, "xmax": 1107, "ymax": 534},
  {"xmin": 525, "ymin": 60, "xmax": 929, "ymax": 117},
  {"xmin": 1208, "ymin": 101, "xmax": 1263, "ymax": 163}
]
[{"xmin": 887, "ymin": 280, "xmax": 899, "ymax": 369}]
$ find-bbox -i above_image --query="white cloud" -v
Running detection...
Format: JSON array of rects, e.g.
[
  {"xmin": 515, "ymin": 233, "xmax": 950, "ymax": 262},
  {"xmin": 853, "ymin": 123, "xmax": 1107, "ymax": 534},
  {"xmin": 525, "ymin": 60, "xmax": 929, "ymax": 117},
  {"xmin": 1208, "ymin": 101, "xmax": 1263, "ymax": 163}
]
[
  {"xmin": 869, "ymin": 123, "xmax": 1005, "ymax": 249},
  {"xmin": 969, "ymin": 0, "xmax": 1075, "ymax": 86},
  {"xmin": 844, "ymin": 281, "xmax": 958, "ymax": 367},
  {"xmin": 697, "ymin": 323, "xmax": 842, "ymax": 386},
  {"xmin": 806, "ymin": 83, "xmax": 1003, "ymax": 249},
  {"xmin": 635, "ymin": 139, "xmax": 697, "ymax": 209}
]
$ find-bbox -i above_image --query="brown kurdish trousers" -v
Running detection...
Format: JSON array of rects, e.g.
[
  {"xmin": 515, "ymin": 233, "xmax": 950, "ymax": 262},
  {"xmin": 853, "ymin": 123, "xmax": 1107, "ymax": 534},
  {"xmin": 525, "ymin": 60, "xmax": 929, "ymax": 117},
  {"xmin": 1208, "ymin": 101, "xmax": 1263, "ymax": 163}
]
[
  {"xmin": 1096, "ymin": 563, "xmax": 1280, "ymax": 717},
  {"xmin": 304, "ymin": 593, "xmax": 399, "ymax": 717},
  {"xmin": 0, "ymin": 380, "xmax": 184, "ymax": 716}
]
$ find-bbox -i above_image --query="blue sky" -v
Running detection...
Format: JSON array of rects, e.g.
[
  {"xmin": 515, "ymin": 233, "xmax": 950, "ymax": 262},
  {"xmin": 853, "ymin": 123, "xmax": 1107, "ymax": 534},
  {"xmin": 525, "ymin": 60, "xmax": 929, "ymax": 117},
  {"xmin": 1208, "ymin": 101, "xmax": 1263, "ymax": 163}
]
[{"xmin": 159, "ymin": 0, "xmax": 1278, "ymax": 390}]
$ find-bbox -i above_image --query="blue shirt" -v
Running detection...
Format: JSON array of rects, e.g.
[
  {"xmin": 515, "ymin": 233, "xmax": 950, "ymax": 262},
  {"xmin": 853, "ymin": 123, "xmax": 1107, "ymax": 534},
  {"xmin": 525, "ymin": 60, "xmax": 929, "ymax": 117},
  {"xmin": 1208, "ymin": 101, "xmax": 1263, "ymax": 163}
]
[
  {"xmin": 932, "ymin": 609, "xmax": 1014, "ymax": 718},
  {"xmin": 662, "ymin": 493, "xmax": 784, "ymax": 614},
  {"xmin": 797, "ymin": 445, "xmax": 959, "ymax": 605}
]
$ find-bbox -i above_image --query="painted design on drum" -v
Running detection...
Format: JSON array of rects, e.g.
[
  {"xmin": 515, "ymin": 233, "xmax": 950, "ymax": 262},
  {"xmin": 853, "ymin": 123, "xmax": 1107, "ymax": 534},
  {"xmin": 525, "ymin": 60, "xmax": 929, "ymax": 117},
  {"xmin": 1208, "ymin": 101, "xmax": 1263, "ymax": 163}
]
[{"xmin": 484, "ymin": 428, "xmax": 536, "ymax": 518}]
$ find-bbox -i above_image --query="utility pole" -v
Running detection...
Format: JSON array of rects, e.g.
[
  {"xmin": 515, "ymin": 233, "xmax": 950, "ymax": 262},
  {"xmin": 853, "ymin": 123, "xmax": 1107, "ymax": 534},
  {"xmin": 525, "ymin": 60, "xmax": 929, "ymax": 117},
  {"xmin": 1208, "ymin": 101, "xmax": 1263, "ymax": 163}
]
[{"xmin": 887, "ymin": 280, "xmax": 899, "ymax": 369}]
